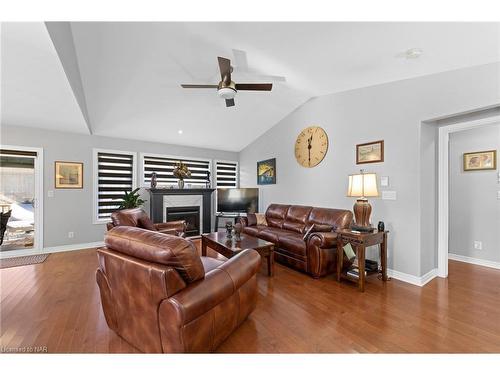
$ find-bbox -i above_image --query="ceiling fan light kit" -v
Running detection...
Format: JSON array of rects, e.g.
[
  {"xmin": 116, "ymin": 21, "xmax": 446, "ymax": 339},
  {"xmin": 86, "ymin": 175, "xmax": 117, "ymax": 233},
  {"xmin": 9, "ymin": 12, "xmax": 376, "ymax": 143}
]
[{"xmin": 181, "ymin": 56, "xmax": 273, "ymax": 107}]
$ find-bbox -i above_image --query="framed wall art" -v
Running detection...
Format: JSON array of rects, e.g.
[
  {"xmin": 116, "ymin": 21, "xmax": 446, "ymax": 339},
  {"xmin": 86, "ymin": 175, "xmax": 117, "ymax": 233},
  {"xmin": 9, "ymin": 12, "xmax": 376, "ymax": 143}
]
[
  {"xmin": 463, "ymin": 150, "xmax": 497, "ymax": 171},
  {"xmin": 257, "ymin": 158, "xmax": 276, "ymax": 185},
  {"xmin": 356, "ymin": 140, "xmax": 384, "ymax": 164},
  {"xmin": 55, "ymin": 161, "xmax": 83, "ymax": 189}
]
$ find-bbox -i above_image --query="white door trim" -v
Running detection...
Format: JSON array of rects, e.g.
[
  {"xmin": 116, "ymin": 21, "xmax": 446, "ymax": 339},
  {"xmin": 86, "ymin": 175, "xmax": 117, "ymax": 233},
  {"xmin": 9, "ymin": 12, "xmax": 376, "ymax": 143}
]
[
  {"xmin": 437, "ymin": 115, "xmax": 500, "ymax": 277},
  {"xmin": 0, "ymin": 144, "xmax": 44, "ymax": 255}
]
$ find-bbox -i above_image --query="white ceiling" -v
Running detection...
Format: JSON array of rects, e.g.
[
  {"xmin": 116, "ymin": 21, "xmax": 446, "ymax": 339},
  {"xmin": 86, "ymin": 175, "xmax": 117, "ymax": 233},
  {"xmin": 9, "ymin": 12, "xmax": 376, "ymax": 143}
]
[
  {"xmin": 2, "ymin": 22, "xmax": 500, "ymax": 151},
  {"xmin": 1, "ymin": 22, "xmax": 90, "ymax": 134}
]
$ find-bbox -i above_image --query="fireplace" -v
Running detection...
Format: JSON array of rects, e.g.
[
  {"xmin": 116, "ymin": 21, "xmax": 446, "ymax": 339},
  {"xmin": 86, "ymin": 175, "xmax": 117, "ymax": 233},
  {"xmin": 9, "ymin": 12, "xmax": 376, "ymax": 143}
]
[{"xmin": 166, "ymin": 206, "xmax": 200, "ymax": 237}]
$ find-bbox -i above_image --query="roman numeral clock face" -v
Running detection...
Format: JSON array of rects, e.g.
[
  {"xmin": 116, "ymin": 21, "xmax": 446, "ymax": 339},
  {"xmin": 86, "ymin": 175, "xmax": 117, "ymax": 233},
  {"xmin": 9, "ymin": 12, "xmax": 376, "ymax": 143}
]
[{"xmin": 294, "ymin": 126, "xmax": 329, "ymax": 168}]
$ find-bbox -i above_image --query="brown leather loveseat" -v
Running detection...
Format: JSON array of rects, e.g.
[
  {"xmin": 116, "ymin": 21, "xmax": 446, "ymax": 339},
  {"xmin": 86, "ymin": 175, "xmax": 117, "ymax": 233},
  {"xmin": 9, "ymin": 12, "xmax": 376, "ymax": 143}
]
[
  {"xmin": 239, "ymin": 204, "xmax": 353, "ymax": 278},
  {"xmin": 96, "ymin": 226, "xmax": 260, "ymax": 353},
  {"xmin": 106, "ymin": 207, "xmax": 186, "ymax": 237}
]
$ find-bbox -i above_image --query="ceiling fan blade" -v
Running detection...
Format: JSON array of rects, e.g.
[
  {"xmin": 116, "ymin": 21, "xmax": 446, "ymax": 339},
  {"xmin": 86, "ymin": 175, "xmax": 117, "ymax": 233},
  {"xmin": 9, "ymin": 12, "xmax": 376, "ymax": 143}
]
[
  {"xmin": 235, "ymin": 83, "xmax": 273, "ymax": 91},
  {"xmin": 225, "ymin": 98, "xmax": 235, "ymax": 107},
  {"xmin": 181, "ymin": 84, "xmax": 218, "ymax": 89},
  {"xmin": 218, "ymin": 56, "xmax": 232, "ymax": 84}
]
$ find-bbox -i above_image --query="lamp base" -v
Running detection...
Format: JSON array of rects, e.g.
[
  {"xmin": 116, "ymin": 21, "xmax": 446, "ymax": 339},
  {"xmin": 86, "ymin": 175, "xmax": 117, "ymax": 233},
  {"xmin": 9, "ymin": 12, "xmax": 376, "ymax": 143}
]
[{"xmin": 353, "ymin": 198, "xmax": 372, "ymax": 228}]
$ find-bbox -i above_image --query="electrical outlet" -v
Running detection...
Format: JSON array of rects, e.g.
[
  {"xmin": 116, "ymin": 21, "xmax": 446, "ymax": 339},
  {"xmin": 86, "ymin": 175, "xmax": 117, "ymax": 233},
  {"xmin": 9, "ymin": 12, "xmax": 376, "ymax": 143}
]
[
  {"xmin": 474, "ymin": 241, "xmax": 482, "ymax": 250},
  {"xmin": 68, "ymin": 232, "xmax": 74, "ymax": 239}
]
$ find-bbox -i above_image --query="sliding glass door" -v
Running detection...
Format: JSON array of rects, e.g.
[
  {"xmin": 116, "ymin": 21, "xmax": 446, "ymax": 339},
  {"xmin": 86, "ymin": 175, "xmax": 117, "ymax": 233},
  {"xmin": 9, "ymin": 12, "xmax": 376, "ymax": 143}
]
[{"xmin": 0, "ymin": 148, "xmax": 42, "ymax": 253}]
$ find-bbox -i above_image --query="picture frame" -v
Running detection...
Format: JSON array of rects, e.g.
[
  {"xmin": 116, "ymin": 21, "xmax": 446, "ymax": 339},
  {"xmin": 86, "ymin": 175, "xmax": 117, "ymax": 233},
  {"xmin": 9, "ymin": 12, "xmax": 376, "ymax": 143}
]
[
  {"xmin": 463, "ymin": 150, "xmax": 497, "ymax": 171},
  {"xmin": 257, "ymin": 158, "xmax": 276, "ymax": 185},
  {"xmin": 356, "ymin": 140, "xmax": 384, "ymax": 164},
  {"xmin": 55, "ymin": 161, "xmax": 83, "ymax": 189}
]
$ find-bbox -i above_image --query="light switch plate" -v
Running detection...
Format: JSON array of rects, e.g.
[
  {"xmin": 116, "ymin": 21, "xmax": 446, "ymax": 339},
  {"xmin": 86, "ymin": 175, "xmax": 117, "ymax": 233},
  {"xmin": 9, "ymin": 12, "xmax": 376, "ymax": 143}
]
[
  {"xmin": 382, "ymin": 191, "xmax": 397, "ymax": 200},
  {"xmin": 497, "ymin": 191, "xmax": 500, "ymax": 200},
  {"xmin": 47, "ymin": 190, "xmax": 54, "ymax": 198},
  {"xmin": 380, "ymin": 176, "xmax": 389, "ymax": 187}
]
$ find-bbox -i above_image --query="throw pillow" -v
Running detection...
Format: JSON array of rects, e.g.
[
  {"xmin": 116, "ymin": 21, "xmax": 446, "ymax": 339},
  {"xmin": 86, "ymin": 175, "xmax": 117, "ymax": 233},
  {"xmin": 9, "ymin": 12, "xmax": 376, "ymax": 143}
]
[
  {"xmin": 255, "ymin": 213, "xmax": 268, "ymax": 226},
  {"xmin": 247, "ymin": 213, "xmax": 257, "ymax": 226}
]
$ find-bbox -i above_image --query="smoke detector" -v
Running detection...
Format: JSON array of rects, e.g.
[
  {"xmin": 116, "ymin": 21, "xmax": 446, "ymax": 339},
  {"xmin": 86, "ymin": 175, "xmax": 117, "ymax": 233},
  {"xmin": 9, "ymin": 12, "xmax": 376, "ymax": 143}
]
[{"xmin": 405, "ymin": 48, "xmax": 423, "ymax": 59}]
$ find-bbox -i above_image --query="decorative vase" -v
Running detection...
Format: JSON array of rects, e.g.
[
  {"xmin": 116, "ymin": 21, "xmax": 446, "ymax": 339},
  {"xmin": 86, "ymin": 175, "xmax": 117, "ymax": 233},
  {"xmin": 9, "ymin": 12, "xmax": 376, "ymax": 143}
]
[
  {"xmin": 150, "ymin": 172, "xmax": 157, "ymax": 188},
  {"xmin": 377, "ymin": 221, "xmax": 385, "ymax": 232},
  {"xmin": 225, "ymin": 223, "xmax": 233, "ymax": 239},
  {"xmin": 178, "ymin": 179, "xmax": 184, "ymax": 189},
  {"xmin": 234, "ymin": 223, "xmax": 242, "ymax": 241}
]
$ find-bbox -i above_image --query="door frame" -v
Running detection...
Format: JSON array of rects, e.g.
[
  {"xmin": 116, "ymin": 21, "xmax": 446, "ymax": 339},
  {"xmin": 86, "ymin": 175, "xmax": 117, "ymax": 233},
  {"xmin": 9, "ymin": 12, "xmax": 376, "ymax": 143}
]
[
  {"xmin": 0, "ymin": 145, "xmax": 44, "ymax": 258},
  {"xmin": 437, "ymin": 115, "xmax": 500, "ymax": 277}
]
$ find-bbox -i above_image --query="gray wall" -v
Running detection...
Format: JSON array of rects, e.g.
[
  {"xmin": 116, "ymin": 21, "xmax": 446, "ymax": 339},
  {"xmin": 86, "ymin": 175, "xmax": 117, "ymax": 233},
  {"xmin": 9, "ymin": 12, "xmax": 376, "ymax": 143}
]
[
  {"xmin": 0, "ymin": 125, "xmax": 238, "ymax": 247},
  {"xmin": 449, "ymin": 123, "xmax": 500, "ymax": 262},
  {"xmin": 239, "ymin": 62, "xmax": 500, "ymax": 278}
]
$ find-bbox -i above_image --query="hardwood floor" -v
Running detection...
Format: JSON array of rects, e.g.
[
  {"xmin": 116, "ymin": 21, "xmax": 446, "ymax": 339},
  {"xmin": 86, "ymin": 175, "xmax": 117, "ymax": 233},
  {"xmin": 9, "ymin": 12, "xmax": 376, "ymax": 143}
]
[{"xmin": 1, "ymin": 244, "xmax": 500, "ymax": 353}]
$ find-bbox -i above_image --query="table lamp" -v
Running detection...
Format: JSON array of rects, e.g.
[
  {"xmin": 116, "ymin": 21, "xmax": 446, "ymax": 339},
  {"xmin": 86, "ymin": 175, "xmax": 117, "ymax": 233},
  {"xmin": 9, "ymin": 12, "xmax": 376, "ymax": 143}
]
[{"xmin": 347, "ymin": 170, "xmax": 379, "ymax": 231}]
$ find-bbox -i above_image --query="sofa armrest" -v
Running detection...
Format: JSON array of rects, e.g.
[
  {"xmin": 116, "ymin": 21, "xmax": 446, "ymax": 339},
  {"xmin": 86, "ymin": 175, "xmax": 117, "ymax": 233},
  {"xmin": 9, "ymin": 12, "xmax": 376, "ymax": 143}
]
[
  {"xmin": 307, "ymin": 231, "xmax": 338, "ymax": 248},
  {"xmin": 155, "ymin": 220, "xmax": 186, "ymax": 235},
  {"xmin": 159, "ymin": 249, "xmax": 260, "ymax": 324}
]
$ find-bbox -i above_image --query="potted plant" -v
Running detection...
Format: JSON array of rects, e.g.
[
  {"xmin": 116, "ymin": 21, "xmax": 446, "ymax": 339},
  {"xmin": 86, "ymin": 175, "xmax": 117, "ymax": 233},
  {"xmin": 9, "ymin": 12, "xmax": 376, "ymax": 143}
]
[
  {"xmin": 118, "ymin": 188, "xmax": 146, "ymax": 209},
  {"xmin": 172, "ymin": 161, "xmax": 191, "ymax": 189}
]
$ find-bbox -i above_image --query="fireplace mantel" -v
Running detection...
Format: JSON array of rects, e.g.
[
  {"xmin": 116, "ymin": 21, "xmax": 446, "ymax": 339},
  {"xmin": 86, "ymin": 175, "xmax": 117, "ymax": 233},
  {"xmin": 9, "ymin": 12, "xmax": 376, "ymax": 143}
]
[{"xmin": 147, "ymin": 188, "xmax": 215, "ymax": 234}]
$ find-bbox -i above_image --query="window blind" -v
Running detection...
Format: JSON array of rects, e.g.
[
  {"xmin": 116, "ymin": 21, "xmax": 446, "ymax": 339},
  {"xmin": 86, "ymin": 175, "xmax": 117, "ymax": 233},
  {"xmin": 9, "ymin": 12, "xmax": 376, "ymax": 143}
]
[
  {"xmin": 215, "ymin": 161, "xmax": 238, "ymax": 188},
  {"xmin": 96, "ymin": 151, "xmax": 134, "ymax": 220},
  {"xmin": 143, "ymin": 155, "xmax": 211, "ymax": 187}
]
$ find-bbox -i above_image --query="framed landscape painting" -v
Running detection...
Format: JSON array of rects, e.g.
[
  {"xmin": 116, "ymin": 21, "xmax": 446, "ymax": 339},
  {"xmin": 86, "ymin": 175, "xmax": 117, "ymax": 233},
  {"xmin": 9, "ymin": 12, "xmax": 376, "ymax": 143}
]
[
  {"xmin": 257, "ymin": 158, "xmax": 276, "ymax": 185},
  {"xmin": 356, "ymin": 140, "xmax": 384, "ymax": 164},
  {"xmin": 55, "ymin": 161, "xmax": 83, "ymax": 188},
  {"xmin": 463, "ymin": 150, "xmax": 497, "ymax": 171}
]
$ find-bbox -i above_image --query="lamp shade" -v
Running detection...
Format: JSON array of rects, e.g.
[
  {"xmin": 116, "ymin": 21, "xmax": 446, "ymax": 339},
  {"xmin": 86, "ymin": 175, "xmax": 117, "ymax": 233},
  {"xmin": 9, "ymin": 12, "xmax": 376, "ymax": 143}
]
[{"xmin": 347, "ymin": 173, "xmax": 379, "ymax": 198}]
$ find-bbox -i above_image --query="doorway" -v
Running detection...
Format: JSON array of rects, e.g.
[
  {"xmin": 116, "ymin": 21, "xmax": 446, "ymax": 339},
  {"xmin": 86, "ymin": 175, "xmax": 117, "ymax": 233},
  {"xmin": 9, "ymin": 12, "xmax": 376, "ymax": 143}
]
[
  {"xmin": 0, "ymin": 146, "xmax": 43, "ymax": 257},
  {"xmin": 437, "ymin": 115, "xmax": 500, "ymax": 277}
]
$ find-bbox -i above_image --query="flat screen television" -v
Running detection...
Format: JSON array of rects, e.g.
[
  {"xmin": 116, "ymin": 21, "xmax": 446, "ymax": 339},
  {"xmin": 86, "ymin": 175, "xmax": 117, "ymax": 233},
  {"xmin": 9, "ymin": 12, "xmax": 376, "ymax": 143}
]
[{"xmin": 217, "ymin": 188, "xmax": 259, "ymax": 213}]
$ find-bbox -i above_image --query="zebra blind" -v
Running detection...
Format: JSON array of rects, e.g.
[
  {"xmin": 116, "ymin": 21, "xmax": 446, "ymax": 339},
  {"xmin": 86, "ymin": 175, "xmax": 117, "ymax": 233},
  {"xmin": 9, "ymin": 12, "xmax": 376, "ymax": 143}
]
[
  {"xmin": 143, "ymin": 155, "xmax": 211, "ymax": 187},
  {"xmin": 215, "ymin": 160, "xmax": 238, "ymax": 188},
  {"xmin": 96, "ymin": 151, "xmax": 135, "ymax": 220}
]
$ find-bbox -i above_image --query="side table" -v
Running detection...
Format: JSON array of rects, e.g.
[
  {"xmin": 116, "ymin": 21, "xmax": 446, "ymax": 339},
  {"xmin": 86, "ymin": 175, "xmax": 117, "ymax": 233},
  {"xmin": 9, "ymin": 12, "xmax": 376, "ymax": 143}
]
[{"xmin": 336, "ymin": 229, "xmax": 388, "ymax": 292}]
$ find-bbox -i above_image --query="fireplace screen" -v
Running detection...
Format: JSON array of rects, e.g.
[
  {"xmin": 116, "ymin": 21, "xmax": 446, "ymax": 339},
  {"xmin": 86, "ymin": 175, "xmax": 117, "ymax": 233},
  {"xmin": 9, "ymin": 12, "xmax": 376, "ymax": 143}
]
[{"xmin": 166, "ymin": 206, "xmax": 200, "ymax": 237}]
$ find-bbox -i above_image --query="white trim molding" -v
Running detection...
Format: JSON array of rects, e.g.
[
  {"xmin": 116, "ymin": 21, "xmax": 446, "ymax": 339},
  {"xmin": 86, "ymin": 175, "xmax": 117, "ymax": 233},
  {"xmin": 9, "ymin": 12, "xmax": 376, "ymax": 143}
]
[
  {"xmin": 0, "ymin": 241, "xmax": 104, "ymax": 259},
  {"xmin": 437, "ymin": 114, "xmax": 500, "ymax": 278},
  {"xmin": 388, "ymin": 268, "xmax": 438, "ymax": 287},
  {"xmin": 448, "ymin": 253, "xmax": 500, "ymax": 270}
]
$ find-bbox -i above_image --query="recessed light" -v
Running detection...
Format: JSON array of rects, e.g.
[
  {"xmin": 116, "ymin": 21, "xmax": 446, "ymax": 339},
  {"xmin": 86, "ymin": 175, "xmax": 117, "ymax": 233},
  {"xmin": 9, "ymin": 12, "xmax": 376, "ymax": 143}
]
[
  {"xmin": 405, "ymin": 48, "xmax": 423, "ymax": 59},
  {"xmin": 178, "ymin": 130, "xmax": 183, "ymax": 135}
]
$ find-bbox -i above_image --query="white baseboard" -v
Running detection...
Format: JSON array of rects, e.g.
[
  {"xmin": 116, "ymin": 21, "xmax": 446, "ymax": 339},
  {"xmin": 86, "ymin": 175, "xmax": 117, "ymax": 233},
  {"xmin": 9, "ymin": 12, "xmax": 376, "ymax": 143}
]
[
  {"xmin": 448, "ymin": 253, "xmax": 500, "ymax": 270},
  {"xmin": 388, "ymin": 268, "xmax": 439, "ymax": 287},
  {"xmin": 0, "ymin": 241, "xmax": 104, "ymax": 259}
]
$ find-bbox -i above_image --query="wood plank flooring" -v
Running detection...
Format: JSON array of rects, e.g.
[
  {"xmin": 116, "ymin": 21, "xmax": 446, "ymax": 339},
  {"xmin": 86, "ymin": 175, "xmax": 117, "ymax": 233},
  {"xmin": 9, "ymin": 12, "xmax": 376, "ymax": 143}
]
[{"xmin": 1, "ymin": 243, "xmax": 500, "ymax": 353}]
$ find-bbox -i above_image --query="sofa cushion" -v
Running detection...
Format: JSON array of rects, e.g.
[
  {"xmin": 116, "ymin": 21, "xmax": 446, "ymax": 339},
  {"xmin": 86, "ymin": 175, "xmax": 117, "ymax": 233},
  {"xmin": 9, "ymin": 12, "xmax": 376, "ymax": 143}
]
[
  {"xmin": 278, "ymin": 233, "xmax": 307, "ymax": 256},
  {"xmin": 138, "ymin": 216, "xmax": 157, "ymax": 231},
  {"xmin": 111, "ymin": 208, "xmax": 144, "ymax": 227},
  {"xmin": 283, "ymin": 205, "xmax": 313, "ymax": 234},
  {"xmin": 242, "ymin": 225, "xmax": 268, "ymax": 237},
  {"xmin": 201, "ymin": 256, "xmax": 224, "ymax": 274},
  {"xmin": 307, "ymin": 207, "xmax": 353, "ymax": 231},
  {"xmin": 257, "ymin": 227, "xmax": 291, "ymax": 244},
  {"xmin": 105, "ymin": 226, "xmax": 205, "ymax": 284},
  {"xmin": 265, "ymin": 204, "xmax": 290, "ymax": 228}
]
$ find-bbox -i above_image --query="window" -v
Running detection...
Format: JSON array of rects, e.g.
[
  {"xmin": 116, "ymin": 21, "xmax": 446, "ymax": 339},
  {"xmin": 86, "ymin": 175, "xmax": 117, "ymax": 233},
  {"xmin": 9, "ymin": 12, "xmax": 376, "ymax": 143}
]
[
  {"xmin": 141, "ymin": 154, "xmax": 211, "ymax": 188},
  {"xmin": 93, "ymin": 149, "xmax": 136, "ymax": 223},
  {"xmin": 214, "ymin": 160, "xmax": 239, "ymax": 188}
]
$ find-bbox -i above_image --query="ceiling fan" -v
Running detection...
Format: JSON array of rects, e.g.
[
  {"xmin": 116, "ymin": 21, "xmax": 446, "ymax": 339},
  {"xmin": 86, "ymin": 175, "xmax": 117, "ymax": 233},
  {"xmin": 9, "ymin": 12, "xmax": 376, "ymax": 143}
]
[{"xmin": 180, "ymin": 56, "xmax": 273, "ymax": 107}]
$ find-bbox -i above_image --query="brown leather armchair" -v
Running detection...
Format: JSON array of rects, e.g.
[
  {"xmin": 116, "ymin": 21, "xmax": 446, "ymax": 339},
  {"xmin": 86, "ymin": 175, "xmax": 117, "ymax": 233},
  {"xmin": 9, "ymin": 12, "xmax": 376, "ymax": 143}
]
[
  {"xmin": 106, "ymin": 208, "xmax": 186, "ymax": 237},
  {"xmin": 96, "ymin": 226, "xmax": 260, "ymax": 353},
  {"xmin": 239, "ymin": 204, "xmax": 353, "ymax": 278}
]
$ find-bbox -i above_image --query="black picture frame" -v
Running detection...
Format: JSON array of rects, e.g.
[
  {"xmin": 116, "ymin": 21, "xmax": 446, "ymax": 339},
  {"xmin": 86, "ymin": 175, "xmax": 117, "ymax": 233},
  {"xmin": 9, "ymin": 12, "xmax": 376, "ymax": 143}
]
[{"xmin": 257, "ymin": 158, "xmax": 276, "ymax": 185}]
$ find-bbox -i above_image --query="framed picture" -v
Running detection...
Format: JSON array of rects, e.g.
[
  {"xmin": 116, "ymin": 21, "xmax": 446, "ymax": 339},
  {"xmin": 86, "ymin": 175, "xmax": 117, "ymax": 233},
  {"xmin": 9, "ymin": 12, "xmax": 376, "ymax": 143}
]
[
  {"xmin": 463, "ymin": 150, "xmax": 497, "ymax": 171},
  {"xmin": 257, "ymin": 158, "xmax": 276, "ymax": 185},
  {"xmin": 55, "ymin": 161, "xmax": 83, "ymax": 189},
  {"xmin": 356, "ymin": 140, "xmax": 384, "ymax": 164}
]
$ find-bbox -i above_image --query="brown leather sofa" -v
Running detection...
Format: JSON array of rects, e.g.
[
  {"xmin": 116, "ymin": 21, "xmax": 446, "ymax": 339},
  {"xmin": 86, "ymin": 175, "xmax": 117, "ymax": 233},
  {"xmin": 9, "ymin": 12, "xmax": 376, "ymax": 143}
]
[
  {"xmin": 239, "ymin": 204, "xmax": 353, "ymax": 278},
  {"xmin": 106, "ymin": 208, "xmax": 186, "ymax": 237},
  {"xmin": 96, "ymin": 226, "xmax": 261, "ymax": 353}
]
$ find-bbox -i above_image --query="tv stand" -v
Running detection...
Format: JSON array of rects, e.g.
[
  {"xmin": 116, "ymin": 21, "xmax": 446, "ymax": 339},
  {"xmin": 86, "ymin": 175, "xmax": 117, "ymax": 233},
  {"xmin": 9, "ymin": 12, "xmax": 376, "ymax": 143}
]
[{"xmin": 214, "ymin": 212, "xmax": 246, "ymax": 232}]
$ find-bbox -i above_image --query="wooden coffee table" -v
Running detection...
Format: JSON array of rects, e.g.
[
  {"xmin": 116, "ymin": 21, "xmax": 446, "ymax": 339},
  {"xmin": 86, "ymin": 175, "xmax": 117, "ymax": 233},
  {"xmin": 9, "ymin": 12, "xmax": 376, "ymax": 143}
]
[{"xmin": 201, "ymin": 232, "xmax": 275, "ymax": 276}]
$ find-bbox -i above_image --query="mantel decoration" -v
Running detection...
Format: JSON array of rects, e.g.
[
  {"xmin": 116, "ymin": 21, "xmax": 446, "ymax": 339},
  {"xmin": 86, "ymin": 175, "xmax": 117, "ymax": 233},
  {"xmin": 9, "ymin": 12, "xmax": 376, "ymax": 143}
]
[
  {"xmin": 173, "ymin": 161, "xmax": 191, "ymax": 189},
  {"xmin": 55, "ymin": 161, "xmax": 83, "ymax": 189},
  {"xmin": 463, "ymin": 150, "xmax": 497, "ymax": 171},
  {"xmin": 150, "ymin": 172, "xmax": 158, "ymax": 188}
]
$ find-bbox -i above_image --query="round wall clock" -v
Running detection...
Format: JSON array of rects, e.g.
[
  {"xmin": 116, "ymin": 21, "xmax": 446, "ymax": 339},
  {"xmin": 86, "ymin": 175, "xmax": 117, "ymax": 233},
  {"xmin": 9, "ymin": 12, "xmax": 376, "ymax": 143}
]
[{"xmin": 294, "ymin": 126, "xmax": 329, "ymax": 168}]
